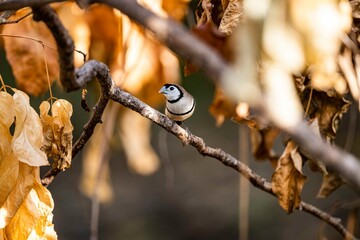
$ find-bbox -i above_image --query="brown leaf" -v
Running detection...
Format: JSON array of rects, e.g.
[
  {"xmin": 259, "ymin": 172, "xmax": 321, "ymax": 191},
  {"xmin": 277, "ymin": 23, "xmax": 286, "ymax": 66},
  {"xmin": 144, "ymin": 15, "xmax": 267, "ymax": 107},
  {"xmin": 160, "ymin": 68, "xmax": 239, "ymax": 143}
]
[
  {"xmin": 317, "ymin": 173, "xmax": 345, "ymax": 198},
  {"xmin": 272, "ymin": 141, "xmax": 307, "ymax": 213},
  {"xmin": 209, "ymin": 86, "xmax": 236, "ymax": 126},
  {"xmin": 300, "ymin": 89, "xmax": 350, "ymax": 142},
  {"xmin": 218, "ymin": 0, "xmax": 243, "ymax": 35},
  {"xmin": 84, "ymin": 4, "xmax": 119, "ymax": 65},
  {"xmin": 250, "ymin": 127, "xmax": 279, "ymax": 166},
  {"xmin": 40, "ymin": 99, "xmax": 73, "ymax": 171},
  {"xmin": 1, "ymin": 168, "xmax": 57, "ymax": 239},
  {"xmin": 0, "ymin": 92, "xmax": 15, "ymax": 157},
  {"xmin": 2, "ymin": 11, "xmax": 59, "ymax": 96},
  {"xmin": 12, "ymin": 90, "xmax": 48, "ymax": 167},
  {"xmin": 0, "ymin": 163, "xmax": 37, "ymax": 228}
]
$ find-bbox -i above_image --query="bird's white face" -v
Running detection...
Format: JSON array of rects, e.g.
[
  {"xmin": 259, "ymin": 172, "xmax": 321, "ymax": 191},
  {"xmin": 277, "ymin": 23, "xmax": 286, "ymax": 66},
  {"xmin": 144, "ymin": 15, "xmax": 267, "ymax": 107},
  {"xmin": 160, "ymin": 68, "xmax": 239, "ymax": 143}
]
[{"xmin": 159, "ymin": 84, "xmax": 183, "ymax": 102}]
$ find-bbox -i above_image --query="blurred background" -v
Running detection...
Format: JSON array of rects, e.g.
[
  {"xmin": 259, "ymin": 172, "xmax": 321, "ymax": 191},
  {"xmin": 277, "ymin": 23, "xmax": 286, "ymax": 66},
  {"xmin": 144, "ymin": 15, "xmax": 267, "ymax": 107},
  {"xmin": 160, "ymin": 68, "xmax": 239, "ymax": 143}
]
[{"xmin": 1, "ymin": 1, "xmax": 360, "ymax": 239}]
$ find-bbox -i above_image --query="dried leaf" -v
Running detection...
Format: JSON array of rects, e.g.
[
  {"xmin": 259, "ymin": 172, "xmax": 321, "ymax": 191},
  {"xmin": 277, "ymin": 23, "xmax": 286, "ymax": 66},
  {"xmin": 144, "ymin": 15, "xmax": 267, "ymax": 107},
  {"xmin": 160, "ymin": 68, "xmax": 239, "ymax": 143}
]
[
  {"xmin": 56, "ymin": 3, "xmax": 90, "ymax": 67},
  {"xmin": 0, "ymin": 163, "xmax": 37, "ymax": 228},
  {"xmin": 272, "ymin": 141, "xmax": 307, "ymax": 213},
  {"xmin": 0, "ymin": 92, "xmax": 15, "ymax": 157},
  {"xmin": 2, "ymin": 11, "xmax": 59, "ymax": 96},
  {"xmin": 219, "ymin": 0, "xmax": 243, "ymax": 35},
  {"xmin": 209, "ymin": 86, "xmax": 236, "ymax": 126},
  {"xmin": 250, "ymin": 127, "xmax": 279, "ymax": 166},
  {"xmin": 83, "ymin": 4, "xmax": 119, "ymax": 65},
  {"xmin": 40, "ymin": 99, "xmax": 73, "ymax": 170},
  {"xmin": 12, "ymin": 90, "xmax": 48, "ymax": 167},
  {"xmin": 300, "ymin": 89, "xmax": 350, "ymax": 142},
  {"xmin": 317, "ymin": 173, "xmax": 345, "ymax": 198},
  {"xmin": 1, "ymin": 168, "xmax": 56, "ymax": 240}
]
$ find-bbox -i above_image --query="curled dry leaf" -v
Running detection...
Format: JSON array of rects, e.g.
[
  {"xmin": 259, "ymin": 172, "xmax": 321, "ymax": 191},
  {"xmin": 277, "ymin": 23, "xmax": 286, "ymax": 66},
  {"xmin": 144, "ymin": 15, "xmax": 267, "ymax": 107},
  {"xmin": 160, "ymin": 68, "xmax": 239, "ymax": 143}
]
[
  {"xmin": 272, "ymin": 141, "xmax": 307, "ymax": 213},
  {"xmin": 2, "ymin": 11, "xmax": 59, "ymax": 96},
  {"xmin": 317, "ymin": 172, "xmax": 345, "ymax": 198},
  {"xmin": 219, "ymin": 0, "xmax": 244, "ymax": 35},
  {"xmin": 300, "ymin": 89, "xmax": 350, "ymax": 142},
  {"xmin": 12, "ymin": 90, "xmax": 48, "ymax": 167},
  {"xmin": 250, "ymin": 127, "xmax": 279, "ymax": 167},
  {"xmin": 40, "ymin": 99, "xmax": 73, "ymax": 171}
]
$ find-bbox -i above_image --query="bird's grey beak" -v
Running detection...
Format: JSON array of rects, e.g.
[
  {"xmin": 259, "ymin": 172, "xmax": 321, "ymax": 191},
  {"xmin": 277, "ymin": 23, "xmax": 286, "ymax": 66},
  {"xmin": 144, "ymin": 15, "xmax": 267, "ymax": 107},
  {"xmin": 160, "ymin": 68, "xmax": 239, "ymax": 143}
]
[{"xmin": 159, "ymin": 86, "xmax": 166, "ymax": 94}]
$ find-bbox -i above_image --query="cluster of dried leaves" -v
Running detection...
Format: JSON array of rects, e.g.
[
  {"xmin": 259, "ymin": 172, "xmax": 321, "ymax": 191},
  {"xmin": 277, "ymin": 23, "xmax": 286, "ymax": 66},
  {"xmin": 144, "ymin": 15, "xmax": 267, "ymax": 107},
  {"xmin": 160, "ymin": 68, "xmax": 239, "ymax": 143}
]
[
  {"xmin": 191, "ymin": 0, "xmax": 356, "ymax": 213},
  {"xmin": 0, "ymin": 88, "xmax": 73, "ymax": 239}
]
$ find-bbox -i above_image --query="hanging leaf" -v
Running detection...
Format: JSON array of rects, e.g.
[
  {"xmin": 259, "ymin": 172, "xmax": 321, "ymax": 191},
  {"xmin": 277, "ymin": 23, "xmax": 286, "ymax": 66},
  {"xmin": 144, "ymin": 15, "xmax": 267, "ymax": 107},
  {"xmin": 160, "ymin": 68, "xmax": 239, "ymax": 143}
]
[
  {"xmin": 317, "ymin": 173, "xmax": 345, "ymax": 198},
  {"xmin": 11, "ymin": 90, "xmax": 48, "ymax": 167},
  {"xmin": 272, "ymin": 141, "xmax": 307, "ymax": 213},
  {"xmin": 2, "ymin": 11, "xmax": 59, "ymax": 96},
  {"xmin": 40, "ymin": 99, "xmax": 73, "ymax": 171}
]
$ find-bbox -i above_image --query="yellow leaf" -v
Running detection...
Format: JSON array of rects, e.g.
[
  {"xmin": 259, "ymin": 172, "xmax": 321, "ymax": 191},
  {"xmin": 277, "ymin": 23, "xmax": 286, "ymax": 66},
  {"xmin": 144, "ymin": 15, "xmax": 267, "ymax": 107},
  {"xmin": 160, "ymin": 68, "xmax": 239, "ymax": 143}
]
[
  {"xmin": 272, "ymin": 141, "xmax": 307, "ymax": 213},
  {"xmin": 2, "ymin": 11, "xmax": 59, "ymax": 96},
  {"xmin": 2, "ymin": 170, "xmax": 57, "ymax": 240},
  {"xmin": 0, "ymin": 163, "xmax": 37, "ymax": 228},
  {"xmin": 0, "ymin": 154, "xmax": 18, "ymax": 207},
  {"xmin": 11, "ymin": 90, "xmax": 48, "ymax": 167},
  {"xmin": 40, "ymin": 99, "xmax": 73, "ymax": 170},
  {"xmin": 0, "ymin": 92, "xmax": 15, "ymax": 158}
]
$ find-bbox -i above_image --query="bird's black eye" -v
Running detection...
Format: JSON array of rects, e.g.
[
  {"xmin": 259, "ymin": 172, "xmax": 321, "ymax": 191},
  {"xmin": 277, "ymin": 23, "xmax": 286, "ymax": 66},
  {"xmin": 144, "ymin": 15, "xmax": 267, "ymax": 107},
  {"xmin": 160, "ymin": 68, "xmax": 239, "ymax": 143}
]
[{"xmin": 169, "ymin": 86, "xmax": 175, "ymax": 91}]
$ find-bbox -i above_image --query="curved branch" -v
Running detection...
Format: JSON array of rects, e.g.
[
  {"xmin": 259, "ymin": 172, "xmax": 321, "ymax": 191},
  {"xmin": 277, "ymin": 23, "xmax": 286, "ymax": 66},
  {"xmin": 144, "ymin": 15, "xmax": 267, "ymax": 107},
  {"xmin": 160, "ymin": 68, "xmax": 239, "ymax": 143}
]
[{"xmin": 32, "ymin": 5, "xmax": 77, "ymax": 91}]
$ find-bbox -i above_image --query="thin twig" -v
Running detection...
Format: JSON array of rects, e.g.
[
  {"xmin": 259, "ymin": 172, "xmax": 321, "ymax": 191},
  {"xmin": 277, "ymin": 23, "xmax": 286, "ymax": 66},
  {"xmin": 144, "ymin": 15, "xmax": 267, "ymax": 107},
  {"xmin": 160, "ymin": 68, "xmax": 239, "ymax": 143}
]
[{"xmin": 0, "ymin": 11, "xmax": 32, "ymax": 25}]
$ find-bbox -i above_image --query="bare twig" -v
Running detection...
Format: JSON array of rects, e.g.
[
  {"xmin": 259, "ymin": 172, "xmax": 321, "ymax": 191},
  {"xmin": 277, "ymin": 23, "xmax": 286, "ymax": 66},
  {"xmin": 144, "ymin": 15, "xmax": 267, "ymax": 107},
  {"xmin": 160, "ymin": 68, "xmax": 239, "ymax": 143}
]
[{"xmin": 0, "ymin": 10, "xmax": 32, "ymax": 25}]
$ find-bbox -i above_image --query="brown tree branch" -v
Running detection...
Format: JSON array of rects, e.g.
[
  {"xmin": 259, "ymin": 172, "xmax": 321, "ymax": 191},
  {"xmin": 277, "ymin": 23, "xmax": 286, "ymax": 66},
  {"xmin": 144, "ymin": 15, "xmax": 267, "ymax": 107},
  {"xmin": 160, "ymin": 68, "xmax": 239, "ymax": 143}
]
[
  {"xmin": 0, "ymin": 0, "xmax": 64, "ymax": 10},
  {"xmin": 32, "ymin": 5, "xmax": 77, "ymax": 91}
]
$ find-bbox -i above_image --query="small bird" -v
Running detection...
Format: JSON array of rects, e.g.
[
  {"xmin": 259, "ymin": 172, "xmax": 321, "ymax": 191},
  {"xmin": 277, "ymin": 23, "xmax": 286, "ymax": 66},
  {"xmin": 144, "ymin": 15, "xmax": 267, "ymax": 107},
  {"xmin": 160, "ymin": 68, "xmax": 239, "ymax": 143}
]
[{"xmin": 159, "ymin": 84, "xmax": 195, "ymax": 125}]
